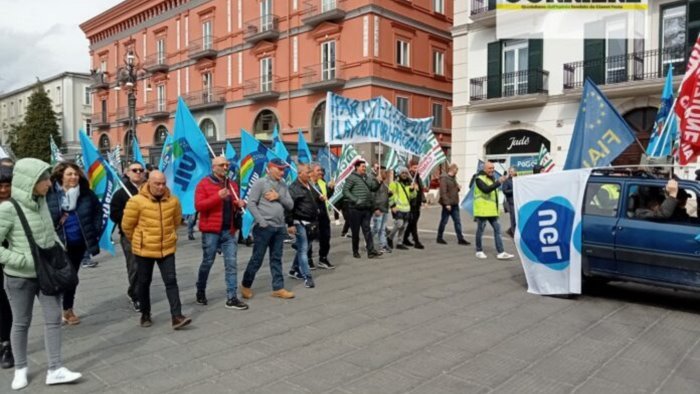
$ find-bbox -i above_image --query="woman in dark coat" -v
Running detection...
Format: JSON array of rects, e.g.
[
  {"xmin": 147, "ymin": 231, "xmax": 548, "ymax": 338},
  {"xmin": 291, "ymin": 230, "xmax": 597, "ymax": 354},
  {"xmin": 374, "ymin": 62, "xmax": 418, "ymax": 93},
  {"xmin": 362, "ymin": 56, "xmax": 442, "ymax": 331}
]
[{"xmin": 46, "ymin": 162, "xmax": 102, "ymax": 325}]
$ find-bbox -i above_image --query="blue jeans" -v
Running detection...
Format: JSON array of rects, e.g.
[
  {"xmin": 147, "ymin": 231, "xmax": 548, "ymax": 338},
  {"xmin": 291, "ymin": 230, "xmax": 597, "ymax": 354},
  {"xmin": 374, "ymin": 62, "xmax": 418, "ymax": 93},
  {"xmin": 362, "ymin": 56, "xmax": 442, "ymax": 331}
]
[
  {"xmin": 242, "ymin": 225, "xmax": 286, "ymax": 291},
  {"xmin": 475, "ymin": 217, "xmax": 504, "ymax": 254},
  {"xmin": 437, "ymin": 205, "xmax": 465, "ymax": 241},
  {"xmin": 371, "ymin": 212, "xmax": 388, "ymax": 249},
  {"xmin": 197, "ymin": 231, "xmax": 239, "ymax": 299},
  {"xmin": 186, "ymin": 214, "xmax": 197, "ymax": 236},
  {"xmin": 291, "ymin": 224, "xmax": 311, "ymax": 279}
]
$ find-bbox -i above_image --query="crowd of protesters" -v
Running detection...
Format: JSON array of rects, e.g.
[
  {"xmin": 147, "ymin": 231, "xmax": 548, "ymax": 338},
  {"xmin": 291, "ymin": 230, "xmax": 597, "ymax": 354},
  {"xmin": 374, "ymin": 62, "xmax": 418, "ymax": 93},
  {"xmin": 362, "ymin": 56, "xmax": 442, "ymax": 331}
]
[{"xmin": 0, "ymin": 154, "xmax": 516, "ymax": 390}]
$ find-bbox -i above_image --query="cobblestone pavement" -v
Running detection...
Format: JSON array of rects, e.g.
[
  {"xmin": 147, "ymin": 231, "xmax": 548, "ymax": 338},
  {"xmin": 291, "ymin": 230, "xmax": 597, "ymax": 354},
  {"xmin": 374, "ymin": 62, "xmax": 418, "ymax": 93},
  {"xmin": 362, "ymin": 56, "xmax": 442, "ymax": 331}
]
[{"xmin": 2, "ymin": 207, "xmax": 700, "ymax": 393}]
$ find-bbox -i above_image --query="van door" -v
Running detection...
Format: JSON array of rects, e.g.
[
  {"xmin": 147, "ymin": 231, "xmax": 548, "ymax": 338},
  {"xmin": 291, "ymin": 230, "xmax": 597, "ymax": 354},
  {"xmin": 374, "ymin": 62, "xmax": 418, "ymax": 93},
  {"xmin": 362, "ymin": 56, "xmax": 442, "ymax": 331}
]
[
  {"xmin": 614, "ymin": 181, "xmax": 700, "ymax": 289},
  {"xmin": 582, "ymin": 181, "xmax": 622, "ymax": 276}
]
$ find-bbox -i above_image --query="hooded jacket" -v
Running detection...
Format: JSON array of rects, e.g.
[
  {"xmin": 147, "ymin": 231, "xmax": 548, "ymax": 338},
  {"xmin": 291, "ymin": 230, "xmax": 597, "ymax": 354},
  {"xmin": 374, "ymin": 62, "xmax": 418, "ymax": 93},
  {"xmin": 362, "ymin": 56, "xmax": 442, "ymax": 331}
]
[
  {"xmin": 121, "ymin": 183, "xmax": 182, "ymax": 259},
  {"xmin": 0, "ymin": 158, "xmax": 62, "ymax": 278},
  {"xmin": 46, "ymin": 178, "xmax": 102, "ymax": 255}
]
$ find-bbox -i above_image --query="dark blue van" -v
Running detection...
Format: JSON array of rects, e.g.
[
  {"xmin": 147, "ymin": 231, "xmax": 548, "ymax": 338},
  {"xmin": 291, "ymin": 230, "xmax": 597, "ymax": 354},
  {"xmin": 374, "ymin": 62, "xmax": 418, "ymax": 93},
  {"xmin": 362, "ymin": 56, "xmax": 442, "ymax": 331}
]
[{"xmin": 582, "ymin": 172, "xmax": 700, "ymax": 291}]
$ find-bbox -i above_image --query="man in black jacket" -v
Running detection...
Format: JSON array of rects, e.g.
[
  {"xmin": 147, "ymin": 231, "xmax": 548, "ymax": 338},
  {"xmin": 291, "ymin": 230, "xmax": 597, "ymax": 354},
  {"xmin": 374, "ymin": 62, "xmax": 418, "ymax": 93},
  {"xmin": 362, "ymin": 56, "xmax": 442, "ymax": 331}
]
[
  {"xmin": 403, "ymin": 160, "xmax": 425, "ymax": 249},
  {"xmin": 286, "ymin": 163, "xmax": 321, "ymax": 288},
  {"xmin": 109, "ymin": 162, "xmax": 146, "ymax": 311},
  {"xmin": 343, "ymin": 160, "xmax": 382, "ymax": 259}
]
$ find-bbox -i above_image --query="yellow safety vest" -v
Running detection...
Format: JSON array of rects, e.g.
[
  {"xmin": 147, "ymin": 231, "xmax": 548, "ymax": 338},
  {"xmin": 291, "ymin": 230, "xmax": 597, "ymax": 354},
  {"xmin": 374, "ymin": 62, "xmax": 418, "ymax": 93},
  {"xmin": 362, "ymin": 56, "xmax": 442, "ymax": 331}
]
[
  {"xmin": 317, "ymin": 179, "xmax": 330, "ymax": 213},
  {"xmin": 473, "ymin": 175, "xmax": 499, "ymax": 217}
]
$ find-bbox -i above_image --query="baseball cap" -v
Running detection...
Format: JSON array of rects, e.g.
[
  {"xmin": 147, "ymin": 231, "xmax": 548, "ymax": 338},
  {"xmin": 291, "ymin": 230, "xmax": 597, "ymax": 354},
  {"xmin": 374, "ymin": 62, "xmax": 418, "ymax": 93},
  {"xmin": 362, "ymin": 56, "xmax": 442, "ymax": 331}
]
[{"xmin": 268, "ymin": 158, "xmax": 289, "ymax": 169}]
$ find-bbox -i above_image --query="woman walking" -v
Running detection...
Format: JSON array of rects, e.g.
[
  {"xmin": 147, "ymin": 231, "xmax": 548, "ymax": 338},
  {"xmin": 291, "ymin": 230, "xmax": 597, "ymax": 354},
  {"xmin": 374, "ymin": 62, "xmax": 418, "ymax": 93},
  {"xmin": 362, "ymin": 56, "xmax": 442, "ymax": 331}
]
[
  {"xmin": 0, "ymin": 165, "xmax": 14, "ymax": 369},
  {"xmin": 0, "ymin": 158, "xmax": 82, "ymax": 390},
  {"xmin": 46, "ymin": 162, "xmax": 102, "ymax": 325}
]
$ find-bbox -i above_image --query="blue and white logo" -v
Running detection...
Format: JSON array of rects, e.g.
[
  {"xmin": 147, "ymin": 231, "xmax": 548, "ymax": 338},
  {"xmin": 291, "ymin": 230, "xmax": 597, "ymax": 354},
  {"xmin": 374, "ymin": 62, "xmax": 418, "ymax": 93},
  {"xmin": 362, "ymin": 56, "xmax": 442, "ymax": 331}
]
[{"xmin": 518, "ymin": 196, "xmax": 577, "ymax": 271}]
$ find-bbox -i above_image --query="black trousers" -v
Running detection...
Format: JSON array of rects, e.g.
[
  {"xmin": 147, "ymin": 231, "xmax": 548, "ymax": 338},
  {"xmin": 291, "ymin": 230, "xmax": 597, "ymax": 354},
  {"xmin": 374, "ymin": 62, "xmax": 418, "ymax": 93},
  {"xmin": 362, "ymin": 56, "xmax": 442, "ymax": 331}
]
[
  {"xmin": 0, "ymin": 270, "xmax": 11, "ymax": 342},
  {"xmin": 349, "ymin": 208, "xmax": 374, "ymax": 253},
  {"xmin": 314, "ymin": 212, "xmax": 331, "ymax": 259},
  {"xmin": 136, "ymin": 254, "xmax": 182, "ymax": 317},
  {"xmin": 341, "ymin": 206, "xmax": 351, "ymax": 235},
  {"xmin": 403, "ymin": 209, "xmax": 422, "ymax": 244},
  {"xmin": 63, "ymin": 243, "xmax": 87, "ymax": 311}
]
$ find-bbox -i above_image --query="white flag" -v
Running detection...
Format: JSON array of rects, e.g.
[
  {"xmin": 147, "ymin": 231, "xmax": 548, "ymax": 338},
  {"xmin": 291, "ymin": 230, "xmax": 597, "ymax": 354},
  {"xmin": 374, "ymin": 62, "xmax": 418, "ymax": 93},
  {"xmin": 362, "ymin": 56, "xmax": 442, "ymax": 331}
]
[{"xmin": 513, "ymin": 169, "xmax": 591, "ymax": 295}]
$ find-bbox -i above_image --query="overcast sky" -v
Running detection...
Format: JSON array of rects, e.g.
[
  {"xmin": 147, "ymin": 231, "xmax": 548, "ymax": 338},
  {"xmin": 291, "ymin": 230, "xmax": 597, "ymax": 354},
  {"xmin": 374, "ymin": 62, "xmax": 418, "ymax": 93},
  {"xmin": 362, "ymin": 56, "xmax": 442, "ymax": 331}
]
[{"xmin": 0, "ymin": 0, "xmax": 123, "ymax": 93}]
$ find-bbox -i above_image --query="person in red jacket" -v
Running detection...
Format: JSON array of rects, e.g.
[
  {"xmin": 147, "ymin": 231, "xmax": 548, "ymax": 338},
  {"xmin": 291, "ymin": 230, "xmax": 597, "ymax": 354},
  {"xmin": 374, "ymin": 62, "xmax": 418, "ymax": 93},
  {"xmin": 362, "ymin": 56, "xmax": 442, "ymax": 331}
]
[{"xmin": 194, "ymin": 156, "xmax": 247, "ymax": 310}]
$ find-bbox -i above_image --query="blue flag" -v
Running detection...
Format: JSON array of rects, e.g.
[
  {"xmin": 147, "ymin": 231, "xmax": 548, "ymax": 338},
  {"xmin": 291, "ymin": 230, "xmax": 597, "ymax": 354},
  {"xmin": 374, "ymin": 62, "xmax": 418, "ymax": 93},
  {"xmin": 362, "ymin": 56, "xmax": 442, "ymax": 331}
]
[
  {"xmin": 240, "ymin": 129, "xmax": 276, "ymax": 237},
  {"xmin": 225, "ymin": 140, "xmax": 240, "ymax": 181},
  {"xmin": 564, "ymin": 78, "xmax": 636, "ymax": 169},
  {"xmin": 172, "ymin": 97, "xmax": 212, "ymax": 215},
  {"xmin": 297, "ymin": 130, "xmax": 312, "ymax": 164},
  {"xmin": 159, "ymin": 133, "xmax": 174, "ymax": 189},
  {"xmin": 460, "ymin": 160, "xmax": 484, "ymax": 217},
  {"xmin": 271, "ymin": 126, "xmax": 297, "ymax": 183},
  {"xmin": 79, "ymin": 130, "xmax": 120, "ymax": 255},
  {"xmin": 132, "ymin": 136, "xmax": 145, "ymax": 166},
  {"xmin": 317, "ymin": 147, "xmax": 338, "ymax": 182},
  {"xmin": 646, "ymin": 67, "xmax": 678, "ymax": 158}
]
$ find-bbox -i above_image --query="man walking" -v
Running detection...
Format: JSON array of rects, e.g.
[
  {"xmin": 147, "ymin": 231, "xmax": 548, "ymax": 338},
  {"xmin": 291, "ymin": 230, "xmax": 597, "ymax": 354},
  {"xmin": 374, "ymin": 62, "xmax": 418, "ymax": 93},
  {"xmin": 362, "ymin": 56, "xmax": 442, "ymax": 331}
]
[
  {"xmin": 287, "ymin": 163, "xmax": 320, "ymax": 288},
  {"xmin": 310, "ymin": 163, "xmax": 334, "ymax": 269},
  {"xmin": 388, "ymin": 167, "xmax": 416, "ymax": 251},
  {"xmin": 474, "ymin": 162, "xmax": 514, "ymax": 260},
  {"xmin": 194, "ymin": 156, "xmax": 248, "ymax": 309},
  {"xmin": 501, "ymin": 166, "xmax": 517, "ymax": 237},
  {"xmin": 122, "ymin": 171, "xmax": 192, "ymax": 329},
  {"xmin": 241, "ymin": 159, "xmax": 295, "ymax": 300},
  {"xmin": 403, "ymin": 160, "xmax": 425, "ymax": 249},
  {"xmin": 109, "ymin": 162, "xmax": 146, "ymax": 312},
  {"xmin": 437, "ymin": 164, "xmax": 470, "ymax": 245},
  {"xmin": 343, "ymin": 160, "xmax": 382, "ymax": 259}
]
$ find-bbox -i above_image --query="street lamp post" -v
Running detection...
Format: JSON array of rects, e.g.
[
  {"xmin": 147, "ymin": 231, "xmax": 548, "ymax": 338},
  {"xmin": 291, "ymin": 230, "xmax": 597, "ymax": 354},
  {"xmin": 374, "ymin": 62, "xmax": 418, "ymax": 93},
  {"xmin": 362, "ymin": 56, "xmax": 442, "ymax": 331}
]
[{"xmin": 116, "ymin": 50, "xmax": 143, "ymax": 168}]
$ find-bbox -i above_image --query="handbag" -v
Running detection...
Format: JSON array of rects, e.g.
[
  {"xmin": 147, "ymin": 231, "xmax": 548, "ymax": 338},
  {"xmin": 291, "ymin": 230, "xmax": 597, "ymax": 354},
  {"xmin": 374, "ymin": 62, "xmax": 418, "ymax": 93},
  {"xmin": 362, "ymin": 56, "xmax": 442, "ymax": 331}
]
[{"xmin": 9, "ymin": 199, "xmax": 78, "ymax": 296}]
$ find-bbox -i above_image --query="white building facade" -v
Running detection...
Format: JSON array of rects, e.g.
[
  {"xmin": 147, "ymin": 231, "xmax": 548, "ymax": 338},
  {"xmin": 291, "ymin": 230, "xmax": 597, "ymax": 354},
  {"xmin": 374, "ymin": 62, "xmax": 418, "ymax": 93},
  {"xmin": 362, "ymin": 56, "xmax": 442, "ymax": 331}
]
[
  {"xmin": 452, "ymin": 0, "xmax": 699, "ymax": 185},
  {"xmin": 0, "ymin": 72, "xmax": 93, "ymax": 157}
]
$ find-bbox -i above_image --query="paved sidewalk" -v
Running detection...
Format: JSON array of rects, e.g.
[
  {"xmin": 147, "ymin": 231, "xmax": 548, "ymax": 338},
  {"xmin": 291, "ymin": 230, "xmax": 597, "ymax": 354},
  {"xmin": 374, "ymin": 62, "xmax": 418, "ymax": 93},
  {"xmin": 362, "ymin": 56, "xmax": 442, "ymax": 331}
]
[{"xmin": 2, "ymin": 207, "xmax": 700, "ymax": 393}]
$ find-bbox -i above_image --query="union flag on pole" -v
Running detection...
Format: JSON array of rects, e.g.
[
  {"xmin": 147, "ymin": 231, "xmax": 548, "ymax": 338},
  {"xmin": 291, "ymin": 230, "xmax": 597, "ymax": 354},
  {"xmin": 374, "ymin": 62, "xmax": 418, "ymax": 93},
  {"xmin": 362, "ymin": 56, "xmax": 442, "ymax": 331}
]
[{"xmin": 673, "ymin": 33, "xmax": 700, "ymax": 165}]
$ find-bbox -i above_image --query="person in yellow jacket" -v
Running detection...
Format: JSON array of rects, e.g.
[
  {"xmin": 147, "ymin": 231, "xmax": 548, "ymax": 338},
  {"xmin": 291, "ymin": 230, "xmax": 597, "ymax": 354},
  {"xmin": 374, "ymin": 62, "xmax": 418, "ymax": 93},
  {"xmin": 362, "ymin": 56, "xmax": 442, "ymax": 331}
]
[
  {"xmin": 387, "ymin": 167, "xmax": 417, "ymax": 251},
  {"xmin": 121, "ymin": 171, "xmax": 191, "ymax": 330},
  {"xmin": 474, "ymin": 161, "xmax": 514, "ymax": 260}
]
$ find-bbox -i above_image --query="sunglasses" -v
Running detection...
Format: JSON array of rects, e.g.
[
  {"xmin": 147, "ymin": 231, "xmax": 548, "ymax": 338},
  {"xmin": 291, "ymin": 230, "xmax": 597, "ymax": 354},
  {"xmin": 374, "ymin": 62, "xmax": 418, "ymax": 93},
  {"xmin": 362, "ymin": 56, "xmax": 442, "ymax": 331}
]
[{"xmin": 131, "ymin": 168, "xmax": 145, "ymax": 173}]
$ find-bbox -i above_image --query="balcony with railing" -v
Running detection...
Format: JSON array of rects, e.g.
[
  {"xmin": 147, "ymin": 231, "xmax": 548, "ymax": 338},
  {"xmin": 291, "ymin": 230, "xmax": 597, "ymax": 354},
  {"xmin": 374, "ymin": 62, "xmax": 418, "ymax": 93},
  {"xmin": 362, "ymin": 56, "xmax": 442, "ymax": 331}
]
[
  {"xmin": 188, "ymin": 36, "xmax": 218, "ymax": 61},
  {"xmin": 301, "ymin": 0, "xmax": 346, "ymax": 27},
  {"xmin": 115, "ymin": 107, "xmax": 131, "ymax": 124},
  {"xmin": 91, "ymin": 112, "xmax": 110, "ymax": 129},
  {"xmin": 563, "ymin": 46, "xmax": 686, "ymax": 94},
  {"xmin": 90, "ymin": 71, "xmax": 110, "ymax": 90},
  {"xmin": 302, "ymin": 61, "xmax": 346, "ymax": 91},
  {"xmin": 143, "ymin": 53, "xmax": 169, "ymax": 73},
  {"xmin": 244, "ymin": 15, "xmax": 280, "ymax": 44},
  {"xmin": 144, "ymin": 100, "xmax": 169, "ymax": 118},
  {"xmin": 243, "ymin": 76, "xmax": 280, "ymax": 101},
  {"xmin": 470, "ymin": 69, "xmax": 549, "ymax": 110},
  {"xmin": 182, "ymin": 87, "xmax": 226, "ymax": 111},
  {"xmin": 470, "ymin": 0, "xmax": 496, "ymax": 26}
]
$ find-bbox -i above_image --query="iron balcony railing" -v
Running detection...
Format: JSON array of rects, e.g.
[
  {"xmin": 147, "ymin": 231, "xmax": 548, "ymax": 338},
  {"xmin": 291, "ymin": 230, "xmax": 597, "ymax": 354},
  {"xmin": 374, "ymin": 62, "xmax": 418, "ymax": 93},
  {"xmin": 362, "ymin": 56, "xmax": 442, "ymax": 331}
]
[
  {"xmin": 302, "ymin": 0, "xmax": 346, "ymax": 25},
  {"xmin": 90, "ymin": 71, "xmax": 109, "ymax": 89},
  {"xmin": 302, "ymin": 61, "xmax": 346, "ymax": 85},
  {"xmin": 563, "ymin": 46, "xmax": 686, "ymax": 90},
  {"xmin": 188, "ymin": 36, "xmax": 217, "ymax": 59},
  {"xmin": 182, "ymin": 87, "xmax": 226, "ymax": 109},
  {"xmin": 470, "ymin": 69, "xmax": 549, "ymax": 101},
  {"xmin": 243, "ymin": 15, "xmax": 280, "ymax": 41},
  {"xmin": 145, "ymin": 100, "xmax": 169, "ymax": 116},
  {"xmin": 91, "ymin": 112, "xmax": 109, "ymax": 128},
  {"xmin": 471, "ymin": 0, "xmax": 495, "ymax": 16},
  {"xmin": 115, "ymin": 106, "xmax": 131, "ymax": 123},
  {"xmin": 143, "ymin": 52, "xmax": 169, "ymax": 72},
  {"xmin": 243, "ymin": 76, "xmax": 279, "ymax": 97}
]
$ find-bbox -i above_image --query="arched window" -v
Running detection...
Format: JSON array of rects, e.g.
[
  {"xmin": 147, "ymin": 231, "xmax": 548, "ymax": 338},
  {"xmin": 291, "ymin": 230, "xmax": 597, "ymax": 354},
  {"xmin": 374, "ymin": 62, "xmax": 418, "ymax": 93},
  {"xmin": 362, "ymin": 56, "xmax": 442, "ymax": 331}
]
[
  {"xmin": 199, "ymin": 118, "xmax": 216, "ymax": 141},
  {"xmin": 253, "ymin": 109, "xmax": 279, "ymax": 140},
  {"xmin": 154, "ymin": 125, "xmax": 168, "ymax": 146},
  {"xmin": 613, "ymin": 107, "xmax": 657, "ymax": 166},
  {"xmin": 98, "ymin": 134, "xmax": 111, "ymax": 154},
  {"xmin": 311, "ymin": 101, "xmax": 325, "ymax": 144}
]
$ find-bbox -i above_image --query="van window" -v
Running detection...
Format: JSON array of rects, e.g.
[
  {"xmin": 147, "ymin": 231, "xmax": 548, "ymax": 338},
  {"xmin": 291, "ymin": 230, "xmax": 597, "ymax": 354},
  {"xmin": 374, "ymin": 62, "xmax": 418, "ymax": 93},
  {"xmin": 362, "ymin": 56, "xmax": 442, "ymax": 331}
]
[
  {"xmin": 584, "ymin": 183, "xmax": 620, "ymax": 217},
  {"xmin": 627, "ymin": 184, "xmax": 699, "ymax": 225}
]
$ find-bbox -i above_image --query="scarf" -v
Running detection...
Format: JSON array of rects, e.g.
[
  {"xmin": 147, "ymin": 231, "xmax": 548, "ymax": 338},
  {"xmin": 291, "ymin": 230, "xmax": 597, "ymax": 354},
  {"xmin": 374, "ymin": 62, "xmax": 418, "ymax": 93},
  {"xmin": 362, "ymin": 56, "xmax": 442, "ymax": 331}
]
[{"xmin": 57, "ymin": 183, "xmax": 80, "ymax": 212}]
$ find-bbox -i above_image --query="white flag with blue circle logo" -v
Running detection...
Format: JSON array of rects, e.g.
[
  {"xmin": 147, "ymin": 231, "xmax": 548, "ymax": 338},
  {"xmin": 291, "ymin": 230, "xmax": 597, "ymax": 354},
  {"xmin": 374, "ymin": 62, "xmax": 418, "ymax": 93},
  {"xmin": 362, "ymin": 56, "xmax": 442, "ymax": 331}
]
[{"xmin": 514, "ymin": 169, "xmax": 592, "ymax": 295}]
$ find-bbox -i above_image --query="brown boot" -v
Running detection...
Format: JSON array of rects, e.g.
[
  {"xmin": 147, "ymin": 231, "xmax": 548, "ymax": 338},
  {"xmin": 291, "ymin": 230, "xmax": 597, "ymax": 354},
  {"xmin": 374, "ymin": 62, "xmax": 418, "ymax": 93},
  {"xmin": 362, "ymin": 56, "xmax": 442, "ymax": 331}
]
[
  {"xmin": 241, "ymin": 286, "xmax": 253, "ymax": 299},
  {"xmin": 62, "ymin": 309, "xmax": 80, "ymax": 325},
  {"xmin": 271, "ymin": 289, "xmax": 295, "ymax": 299},
  {"xmin": 172, "ymin": 315, "xmax": 192, "ymax": 330}
]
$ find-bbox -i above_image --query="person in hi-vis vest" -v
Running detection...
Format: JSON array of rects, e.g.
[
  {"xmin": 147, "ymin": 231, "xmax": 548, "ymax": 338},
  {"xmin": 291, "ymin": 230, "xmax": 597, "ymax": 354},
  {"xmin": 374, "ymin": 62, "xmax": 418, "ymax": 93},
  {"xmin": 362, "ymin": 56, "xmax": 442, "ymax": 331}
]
[{"xmin": 473, "ymin": 161, "xmax": 514, "ymax": 261}]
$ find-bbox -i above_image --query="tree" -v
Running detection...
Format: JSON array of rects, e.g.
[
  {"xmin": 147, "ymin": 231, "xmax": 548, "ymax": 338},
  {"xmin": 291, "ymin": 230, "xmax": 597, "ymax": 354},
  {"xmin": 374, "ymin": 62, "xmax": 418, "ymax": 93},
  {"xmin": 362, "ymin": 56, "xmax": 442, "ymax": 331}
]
[{"xmin": 11, "ymin": 81, "xmax": 62, "ymax": 162}]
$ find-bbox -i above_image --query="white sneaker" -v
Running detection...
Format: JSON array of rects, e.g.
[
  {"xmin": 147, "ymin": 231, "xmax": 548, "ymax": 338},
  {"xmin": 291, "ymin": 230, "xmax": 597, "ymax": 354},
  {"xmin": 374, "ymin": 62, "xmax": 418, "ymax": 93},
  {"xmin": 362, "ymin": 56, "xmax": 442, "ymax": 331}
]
[
  {"xmin": 497, "ymin": 252, "xmax": 515, "ymax": 260},
  {"xmin": 475, "ymin": 251, "xmax": 487, "ymax": 259},
  {"xmin": 12, "ymin": 367, "xmax": 28, "ymax": 390},
  {"xmin": 46, "ymin": 367, "xmax": 82, "ymax": 385}
]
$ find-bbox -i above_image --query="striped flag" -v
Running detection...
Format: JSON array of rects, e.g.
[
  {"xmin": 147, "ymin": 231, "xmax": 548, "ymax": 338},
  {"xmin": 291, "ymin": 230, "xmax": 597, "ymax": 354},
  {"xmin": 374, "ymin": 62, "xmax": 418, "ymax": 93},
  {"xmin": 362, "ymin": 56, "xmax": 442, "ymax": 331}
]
[
  {"xmin": 49, "ymin": 135, "xmax": 64, "ymax": 165},
  {"xmin": 382, "ymin": 146, "xmax": 406, "ymax": 172},
  {"xmin": 329, "ymin": 144, "xmax": 362, "ymax": 205},
  {"xmin": 537, "ymin": 143, "xmax": 555, "ymax": 173},
  {"xmin": 417, "ymin": 131, "xmax": 446, "ymax": 183}
]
